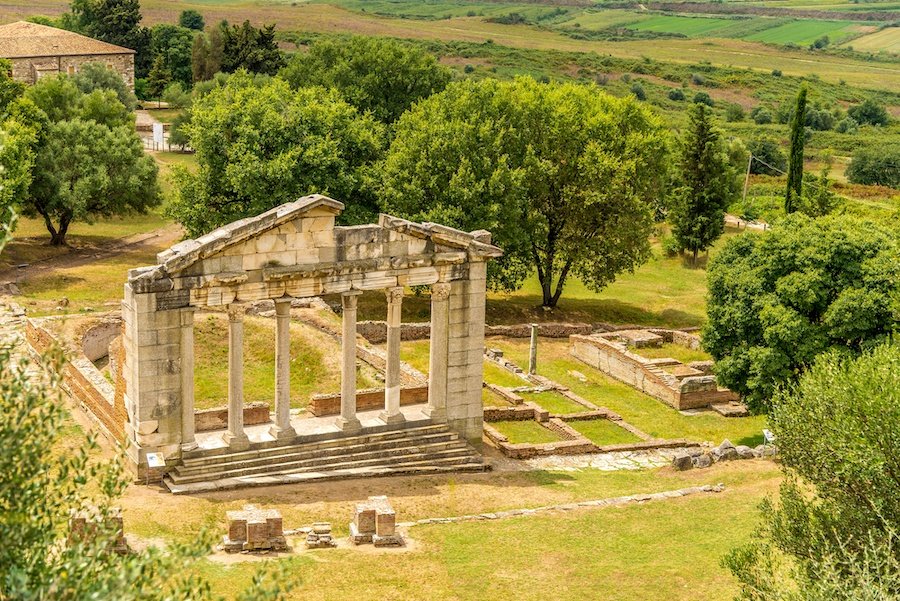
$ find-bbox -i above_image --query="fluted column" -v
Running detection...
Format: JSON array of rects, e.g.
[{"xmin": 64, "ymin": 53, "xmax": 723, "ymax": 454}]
[
  {"xmin": 424, "ymin": 282, "xmax": 451, "ymax": 422},
  {"xmin": 223, "ymin": 304, "xmax": 250, "ymax": 450},
  {"xmin": 336, "ymin": 291, "xmax": 362, "ymax": 432},
  {"xmin": 180, "ymin": 308, "xmax": 197, "ymax": 451},
  {"xmin": 381, "ymin": 287, "xmax": 405, "ymax": 425},
  {"xmin": 270, "ymin": 299, "xmax": 296, "ymax": 441}
]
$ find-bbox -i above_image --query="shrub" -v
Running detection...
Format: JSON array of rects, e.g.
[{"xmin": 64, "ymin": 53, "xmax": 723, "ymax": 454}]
[
  {"xmin": 746, "ymin": 136, "xmax": 787, "ymax": 176},
  {"xmin": 771, "ymin": 69, "xmax": 782, "ymax": 77},
  {"xmin": 464, "ymin": 64, "xmax": 475, "ymax": 74},
  {"xmin": 693, "ymin": 91, "xmax": 713, "ymax": 106},
  {"xmin": 725, "ymin": 103, "xmax": 744, "ymax": 122},
  {"xmin": 750, "ymin": 106, "xmax": 772, "ymax": 125},
  {"xmin": 667, "ymin": 87, "xmax": 685, "ymax": 101},
  {"xmin": 835, "ymin": 117, "xmax": 858, "ymax": 134},
  {"xmin": 630, "ymin": 82, "xmax": 646, "ymax": 100},
  {"xmin": 846, "ymin": 144, "xmax": 900, "ymax": 188},
  {"xmin": 848, "ymin": 98, "xmax": 890, "ymax": 126},
  {"xmin": 661, "ymin": 235, "xmax": 682, "ymax": 257},
  {"xmin": 805, "ymin": 107, "xmax": 834, "ymax": 131},
  {"xmin": 161, "ymin": 82, "xmax": 191, "ymax": 108}
]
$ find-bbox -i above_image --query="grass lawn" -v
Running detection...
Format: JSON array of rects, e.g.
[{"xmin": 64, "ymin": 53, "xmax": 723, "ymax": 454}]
[
  {"xmin": 2, "ymin": 211, "xmax": 171, "ymax": 270},
  {"xmin": 483, "ymin": 361, "xmax": 529, "ymax": 388},
  {"xmin": 488, "ymin": 337, "xmax": 767, "ymax": 446},
  {"xmin": 744, "ymin": 18, "xmax": 863, "ymax": 45},
  {"xmin": 112, "ymin": 459, "xmax": 780, "ymax": 600},
  {"xmin": 193, "ymin": 313, "xmax": 379, "ymax": 410},
  {"xmin": 491, "ymin": 419, "xmax": 563, "ymax": 444},
  {"xmin": 636, "ymin": 343, "xmax": 713, "ymax": 364},
  {"xmin": 18, "ymin": 248, "xmax": 162, "ymax": 313},
  {"xmin": 521, "ymin": 390, "xmax": 589, "ymax": 415},
  {"xmin": 568, "ymin": 419, "xmax": 642, "ymax": 446}
]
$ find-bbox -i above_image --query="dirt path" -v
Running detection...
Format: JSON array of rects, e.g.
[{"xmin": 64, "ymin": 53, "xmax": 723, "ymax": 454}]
[{"xmin": 0, "ymin": 222, "xmax": 184, "ymax": 284}]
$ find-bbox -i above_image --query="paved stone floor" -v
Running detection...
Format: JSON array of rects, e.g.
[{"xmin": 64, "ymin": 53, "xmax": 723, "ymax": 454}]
[{"xmin": 494, "ymin": 446, "xmax": 702, "ymax": 473}]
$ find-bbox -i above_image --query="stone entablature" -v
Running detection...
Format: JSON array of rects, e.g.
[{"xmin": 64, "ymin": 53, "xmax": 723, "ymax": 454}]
[{"xmin": 121, "ymin": 195, "xmax": 501, "ymax": 479}]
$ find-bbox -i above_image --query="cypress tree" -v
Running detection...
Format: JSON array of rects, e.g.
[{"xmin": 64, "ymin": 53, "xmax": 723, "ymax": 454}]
[
  {"xmin": 785, "ymin": 86, "xmax": 807, "ymax": 214},
  {"xmin": 670, "ymin": 102, "xmax": 738, "ymax": 265}
]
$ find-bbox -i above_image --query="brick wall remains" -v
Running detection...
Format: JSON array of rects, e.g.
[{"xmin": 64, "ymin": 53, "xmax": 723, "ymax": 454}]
[{"xmin": 308, "ymin": 385, "xmax": 429, "ymax": 417}]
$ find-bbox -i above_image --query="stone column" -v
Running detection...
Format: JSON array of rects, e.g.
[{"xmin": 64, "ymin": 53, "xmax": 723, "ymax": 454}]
[
  {"xmin": 269, "ymin": 299, "xmax": 296, "ymax": 441},
  {"xmin": 336, "ymin": 291, "xmax": 362, "ymax": 433},
  {"xmin": 223, "ymin": 304, "xmax": 250, "ymax": 450},
  {"xmin": 180, "ymin": 308, "xmax": 197, "ymax": 451},
  {"xmin": 381, "ymin": 287, "xmax": 405, "ymax": 425},
  {"xmin": 424, "ymin": 282, "xmax": 451, "ymax": 422}
]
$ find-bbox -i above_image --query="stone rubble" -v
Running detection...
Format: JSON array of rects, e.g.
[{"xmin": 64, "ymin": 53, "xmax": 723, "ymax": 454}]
[
  {"xmin": 304, "ymin": 522, "xmax": 337, "ymax": 549},
  {"xmin": 672, "ymin": 439, "xmax": 778, "ymax": 471}
]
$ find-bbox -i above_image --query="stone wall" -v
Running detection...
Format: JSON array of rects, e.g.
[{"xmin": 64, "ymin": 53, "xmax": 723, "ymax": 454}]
[
  {"xmin": 195, "ymin": 402, "xmax": 271, "ymax": 432},
  {"xmin": 10, "ymin": 53, "xmax": 134, "ymax": 88},
  {"xmin": 26, "ymin": 319, "xmax": 127, "ymax": 444},
  {"xmin": 570, "ymin": 334, "xmax": 738, "ymax": 410},
  {"xmin": 357, "ymin": 320, "xmax": 593, "ymax": 344},
  {"xmin": 308, "ymin": 385, "xmax": 429, "ymax": 417},
  {"xmin": 81, "ymin": 316, "xmax": 123, "ymax": 362}
]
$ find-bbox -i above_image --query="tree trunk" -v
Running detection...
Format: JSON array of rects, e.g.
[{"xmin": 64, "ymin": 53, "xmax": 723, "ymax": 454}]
[
  {"xmin": 541, "ymin": 275, "xmax": 554, "ymax": 308},
  {"xmin": 44, "ymin": 213, "xmax": 71, "ymax": 246},
  {"xmin": 692, "ymin": 248, "xmax": 698, "ymax": 266}
]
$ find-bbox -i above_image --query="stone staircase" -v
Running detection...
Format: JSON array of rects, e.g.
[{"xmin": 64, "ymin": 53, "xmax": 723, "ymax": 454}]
[{"xmin": 164, "ymin": 424, "xmax": 489, "ymax": 494}]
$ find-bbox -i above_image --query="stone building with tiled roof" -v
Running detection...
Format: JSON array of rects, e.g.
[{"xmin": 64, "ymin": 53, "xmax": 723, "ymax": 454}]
[{"xmin": 0, "ymin": 21, "xmax": 135, "ymax": 88}]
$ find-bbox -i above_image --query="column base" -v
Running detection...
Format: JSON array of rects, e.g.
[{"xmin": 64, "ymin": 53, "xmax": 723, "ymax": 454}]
[
  {"xmin": 379, "ymin": 410, "xmax": 406, "ymax": 426},
  {"xmin": 269, "ymin": 425, "xmax": 297, "ymax": 441},
  {"xmin": 223, "ymin": 431, "xmax": 250, "ymax": 451},
  {"xmin": 422, "ymin": 406, "xmax": 446, "ymax": 422},
  {"xmin": 181, "ymin": 441, "xmax": 199, "ymax": 453},
  {"xmin": 335, "ymin": 416, "xmax": 362, "ymax": 433}
]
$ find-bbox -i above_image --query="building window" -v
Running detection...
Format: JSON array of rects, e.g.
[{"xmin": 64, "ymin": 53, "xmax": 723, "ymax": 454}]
[{"xmin": 67, "ymin": 65, "xmax": 76, "ymax": 76}]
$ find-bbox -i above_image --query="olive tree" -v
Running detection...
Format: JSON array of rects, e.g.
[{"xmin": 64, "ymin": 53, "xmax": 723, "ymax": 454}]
[
  {"xmin": 726, "ymin": 343, "xmax": 900, "ymax": 599},
  {"xmin": 380, "ymin": 77, "xmax": 669, "ymax": 307}
]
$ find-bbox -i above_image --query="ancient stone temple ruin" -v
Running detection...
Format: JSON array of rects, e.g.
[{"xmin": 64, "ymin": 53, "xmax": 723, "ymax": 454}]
[{"xmin": 120, "ymin": 195, "xmax": 501, "ymax": 491}]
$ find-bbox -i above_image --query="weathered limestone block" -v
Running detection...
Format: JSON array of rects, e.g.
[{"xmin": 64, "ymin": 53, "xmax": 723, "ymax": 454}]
[
  {"xmin": 223, "ymin": 505, "xmax": 288, "ymax": 553},
  {"xmin": 351, "ymin": 496, "xmax": 403, "ymax": 547}
]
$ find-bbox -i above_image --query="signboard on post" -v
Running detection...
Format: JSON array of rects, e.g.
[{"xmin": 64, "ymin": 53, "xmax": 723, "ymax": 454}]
[{"xmin": 152, "ymin": 122, "xmax": 164, "ymax": 149}]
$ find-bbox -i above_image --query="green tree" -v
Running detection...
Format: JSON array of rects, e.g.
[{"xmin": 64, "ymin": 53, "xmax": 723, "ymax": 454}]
[
  {"xmin": 846, "ymin": 144, "xmax": 900, "ymax": 188},
  {"xmin": 703, "ymin": 214, "xmax": 899, "ymax": 411},
  {"xmin": 0, "ymin": 121, "xmax": 36, "ymax": 214},
  {"xmin": 380, "ymin": 77, "xmax": 669, "ymax": 307},
  {"xmin": 799, "ymin": 164, "xmax": 839, "ymax": 217},
  {"xmin": 191, "ymin": 32, "xmax": 212, "ymax": 83},
  {"xmin": 150, "ymin": 24, "xmax": 195, "ymax": 89},
  {"xmin": 220, "ymin": 20, "xmax": 284, "ymax": 76},
  {"xmin": 848, "ymin": 97, "xmax": 889, "ymax": 127},
  {"xmin": 146, "ymin": 54, "xmax": 171, "ymax": 99},
  {"xmin": 669, "ymin": 103, "xmax": 738, "ymax": 263},
  {"xmin": 725, "ymin": 344, "xmax": 900, "ymax": 599},
  {"xmin": 179, "ymin": 8, "xmax": 204, "ymax": 30},
  {"xmin": 170, "ymin": 72, "xmax": 384, "ymax": 236},
  {"xmin": 71, "ymin": 61, "xmax": 137, "ymax": 110},
  {"xmin": 0, "ymin": 59, "xmax": 25, "ymax": 116},
  {"xmin": 26, "ymin": 119, "xmax": 159, "ymax": 245},
  {"xmin": 746, "ymin": 136, "xmax": 787, "ymax": 176},
  {"xmin": 785, "ymin": 86, "xmax": 807, "ymax": 213},
  {"xmin": 279, "ymin": 36, "xmax": 452, "ymax": 123}
]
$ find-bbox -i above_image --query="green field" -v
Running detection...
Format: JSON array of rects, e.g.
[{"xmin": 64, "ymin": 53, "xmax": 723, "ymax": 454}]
[
  {"xmin": 744, "ymin": 18, "xmax": 865, "ymax": 44},
  {"xmin": 628, "ymin": 15, "xmax": 747, "ymax": 38}
]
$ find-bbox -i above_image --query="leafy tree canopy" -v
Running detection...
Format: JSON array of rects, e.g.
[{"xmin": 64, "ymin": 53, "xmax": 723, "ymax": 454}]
[
  {"xmin": 747, "ymin": 136, "xmax": 786, "ymax": 176},
  {"xmin": 703, "ymin": 214, "xmax": 899, "ymax": 411},
  {"xmin": 169, "ymin": 71, "xmax": 384, "ymax": 236},
  {"xmin": 380, "ymin": 77, "xmax": 669, "ymax": 307},
  {"xmin": 71, "ymin": 61, "xmax": 137, "ymax": 110},
  {"xmin": 846, "ymin": 144, "xmax": 900, "ymax": 189},
  {"xmin": 65, "ymin": 0, "xmax": 152, "ymax": 76},
  {"xmin": 848, "ymin": 97, "xmax": 890, "ymax": 127},
  {"xmin": 726, "ymin": 343, "xmax": 900, "ymax": 599},
  {"xmin": 149, "ymin": 24, "xmax": 195, "ymax": 89},
  {"xmin": 669, "ymin": 102, "xmax": 739, "ymax": 261},
  {"xmin": 179, "ymin": 9, "xmax": 204, "ymax": 30},
  {"xmin": 280, "ymin": 36, "xmax": 452, "ymax": 123}
]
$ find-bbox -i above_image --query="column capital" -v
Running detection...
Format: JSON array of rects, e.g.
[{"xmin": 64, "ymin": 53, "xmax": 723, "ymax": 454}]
[
  {"xmin": 341, "ymin": 290, "xmax": 362, "ymax": 310},
  {"xmin": 432, "ymin": 282, "xmax": 452, "ymax": 301},
  {"xmin": 227, "ymin": 303, "xmax": 245, "ymax": 321},
  {"xmin": 274, "ymin": 297, "xmax": 292, "ymax": 316},
  {"xmin": 385, "ymin": 286, "xmax": 404, "ymax": 304}
]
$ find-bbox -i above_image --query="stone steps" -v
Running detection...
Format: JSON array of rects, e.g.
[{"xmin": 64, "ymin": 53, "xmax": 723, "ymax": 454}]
[
  {"xmin": 163, "ymin": 424, "xmax": 488, "ymax": 493},
  {"xmin": 179, "ymin": 431, "xmax": 460, "ymax": 472},
  {"xmin": 170, "ymin": 439, "xmax": 473, "ymax": 484}
]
